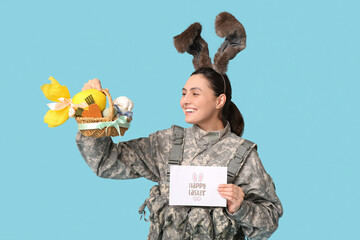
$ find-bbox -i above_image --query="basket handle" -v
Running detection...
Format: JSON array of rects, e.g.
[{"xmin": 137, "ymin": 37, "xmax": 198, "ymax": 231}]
[{"xmin": 101, "ymin": 89, "xmax": 115, "ymax": 121}]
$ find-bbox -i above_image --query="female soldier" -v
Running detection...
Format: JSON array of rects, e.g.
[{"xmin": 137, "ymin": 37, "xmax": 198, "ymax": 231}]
[{"xmin": 76, "ymin": 12, "xmax": 282, "ymax": 240}]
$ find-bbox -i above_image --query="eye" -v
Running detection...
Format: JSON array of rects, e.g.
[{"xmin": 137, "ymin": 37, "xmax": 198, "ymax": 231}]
[{"xmin": 192, "ymin": 93, "xmax": 199, "ymax": 96}]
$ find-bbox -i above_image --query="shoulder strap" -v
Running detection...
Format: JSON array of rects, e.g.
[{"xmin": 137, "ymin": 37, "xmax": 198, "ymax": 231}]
[
  {"xmin": 167, "ymin": 125, "xmax": 185, "ymax": 180},
  {"xmin": 227, "ymin": 139, "xmax": 257, "ymax": 183}
]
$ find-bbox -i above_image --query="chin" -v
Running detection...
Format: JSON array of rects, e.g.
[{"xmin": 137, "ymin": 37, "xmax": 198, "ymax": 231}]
[{"xmin": 184, "ymin": 117, "xmax": 197, "ymax": 125}]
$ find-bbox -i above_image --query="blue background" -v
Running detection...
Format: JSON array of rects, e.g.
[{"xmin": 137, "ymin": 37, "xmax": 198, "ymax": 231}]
[{"xmin": 1, "ymin": 0, "xmax": 359, "ymax": 239}]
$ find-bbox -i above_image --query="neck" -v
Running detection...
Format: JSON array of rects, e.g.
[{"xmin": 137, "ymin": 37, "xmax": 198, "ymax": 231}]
[{"xmin": 197, "ymin": 119, "xmax": 225, "ymax": 132}]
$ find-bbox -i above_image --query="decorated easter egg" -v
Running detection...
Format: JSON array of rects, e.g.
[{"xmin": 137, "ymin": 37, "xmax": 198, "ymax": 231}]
[{"xmin": 72, "ymin": 89, "xmax": 107, "ymax": 112}]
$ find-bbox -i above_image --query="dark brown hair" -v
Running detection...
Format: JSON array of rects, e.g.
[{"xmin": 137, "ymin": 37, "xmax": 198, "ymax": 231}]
[{"xmin": 191, "ymin": 67, "xmax": 244, "ymax": 136}]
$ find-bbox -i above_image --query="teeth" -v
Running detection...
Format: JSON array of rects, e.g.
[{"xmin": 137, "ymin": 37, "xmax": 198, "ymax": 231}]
[{"xmin": 185, "ymin": 109, "xmax": 196, "ymax": 113}]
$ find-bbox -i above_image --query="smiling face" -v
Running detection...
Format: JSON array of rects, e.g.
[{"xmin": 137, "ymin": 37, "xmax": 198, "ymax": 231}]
[{"xmin": 180, "ymin": 74, "xmax": 226, "ymax": 131}]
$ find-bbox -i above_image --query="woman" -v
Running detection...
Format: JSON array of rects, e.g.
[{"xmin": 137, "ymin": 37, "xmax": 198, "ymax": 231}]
[{"xmin": 77, "ymin": 12, "xmax": 283, "ymax": 240}]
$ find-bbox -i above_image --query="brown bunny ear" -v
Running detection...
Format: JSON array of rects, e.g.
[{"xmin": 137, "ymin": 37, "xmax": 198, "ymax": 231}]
[
  {"xmin": 173, "ymin": 22, "xmax": 212, "ymax": 70},
  {"xmin": 213, "ymin": 12, "xmax": 247, "ymax": 74}
]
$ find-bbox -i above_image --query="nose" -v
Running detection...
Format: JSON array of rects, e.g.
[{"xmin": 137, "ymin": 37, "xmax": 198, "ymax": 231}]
[
  {"xmin": 183, "ymin": 93, "xmax": 191, "ymax": 105},
  {"xmin": 180, "ymin": 93, "xmax": 190, "ymax": 108}
]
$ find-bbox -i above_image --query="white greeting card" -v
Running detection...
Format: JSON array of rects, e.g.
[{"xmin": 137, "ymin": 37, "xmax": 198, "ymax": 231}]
[{"xmin": 169, "ymin": 165, "xmax": 227, "ymax": 207}]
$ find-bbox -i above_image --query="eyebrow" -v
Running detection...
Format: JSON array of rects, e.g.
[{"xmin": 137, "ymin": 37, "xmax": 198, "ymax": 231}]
[{"xmin": 182, "ymin": 87, "xmax": 203, "ymax": 92}]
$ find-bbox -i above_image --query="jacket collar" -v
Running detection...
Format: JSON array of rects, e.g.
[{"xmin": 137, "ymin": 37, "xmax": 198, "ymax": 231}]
[{"xmin": 191, "ymin": 121, "xmax": 231, "ymax": 146}]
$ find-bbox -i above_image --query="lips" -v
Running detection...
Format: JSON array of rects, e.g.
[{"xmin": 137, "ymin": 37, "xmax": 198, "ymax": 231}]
[{"xmin": 185, "ymin": 108, "xmax": 197, "ymax": 114}]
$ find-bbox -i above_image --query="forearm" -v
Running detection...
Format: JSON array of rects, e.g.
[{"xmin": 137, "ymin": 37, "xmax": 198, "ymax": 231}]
[
  {"xmin": 226, "ymin": 150, "xmax": 283, "ymax": 239},
  {"xmin": 227, "ymin": 198, "xmax": 282, "ymax": 239},
  {"xmin": 76, "ymin": 132, "xmax": 140, "ymax": 179}
]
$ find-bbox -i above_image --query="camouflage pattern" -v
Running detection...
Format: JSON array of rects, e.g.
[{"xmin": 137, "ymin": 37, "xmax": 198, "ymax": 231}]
[{"xmin": 76, "ymin": 122, "xmax": 283, "ymax": 239}]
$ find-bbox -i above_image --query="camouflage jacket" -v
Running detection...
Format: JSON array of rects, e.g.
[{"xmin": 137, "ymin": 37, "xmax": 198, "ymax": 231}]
[{"xmin": 76, "ymin": 122, "xmax": 283, "ymax": 240}]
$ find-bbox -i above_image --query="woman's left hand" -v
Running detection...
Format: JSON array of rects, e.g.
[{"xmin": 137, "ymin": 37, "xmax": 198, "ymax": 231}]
[{"xmin": 218, "ymin": 184, "xmax": 245, "ymax": 214}]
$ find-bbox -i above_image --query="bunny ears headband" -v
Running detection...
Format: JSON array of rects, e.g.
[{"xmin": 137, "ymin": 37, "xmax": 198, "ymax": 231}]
[{"xmin": 173, "ymin": 12, "xmax": 246, "ymax": 74}]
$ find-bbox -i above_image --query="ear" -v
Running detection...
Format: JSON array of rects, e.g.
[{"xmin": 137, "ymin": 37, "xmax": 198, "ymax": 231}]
[{"xmin": 215, "ymin": 94, "xmax": 226, "ymax": 109}]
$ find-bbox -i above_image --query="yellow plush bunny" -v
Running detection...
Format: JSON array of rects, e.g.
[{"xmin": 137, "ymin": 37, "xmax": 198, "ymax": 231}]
[{"xmin": 41, "ymin": 77, "xmax": 106, "ymax": 127}]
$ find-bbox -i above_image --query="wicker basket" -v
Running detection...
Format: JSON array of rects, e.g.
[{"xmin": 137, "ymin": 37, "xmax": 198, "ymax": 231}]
[{"xmin": 75, "ymin": 89, "xmax": 131, "ymax": 138}]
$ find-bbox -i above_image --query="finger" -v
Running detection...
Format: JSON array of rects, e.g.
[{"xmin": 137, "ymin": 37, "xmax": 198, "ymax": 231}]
[
  {"xmin": 218, "ymin": 185, "xmax": 238, "ymax": 191},
  {"xmin": 218, "ymin": 190, "xmax": 239, "ymax": 199},
  {"xmin": 89, "ymin": 78, "xmax": 102, "ymax": 90},
  {"xmin": 218, "ymin": 188, "xmax": 243, "ymax": 195},
  {"xmin": 218, "ymin": 184, "xmax": 240, "ymax": 189},
  {"xmin": 218, "ymin": 189, "xmax": 244, "ymax": 202},
  {"xmin": 218, "ymin": 184, "xmax": 242, "ymax": 193},
  {"xmin": 218, "ymin": 192, "xmax": 239, "ymax": 203}
]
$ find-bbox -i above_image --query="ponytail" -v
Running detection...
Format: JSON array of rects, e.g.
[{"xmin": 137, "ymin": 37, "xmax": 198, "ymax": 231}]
[{"xmin": 223, "ymin": 101, "xmax": 244, "ymax": 137}]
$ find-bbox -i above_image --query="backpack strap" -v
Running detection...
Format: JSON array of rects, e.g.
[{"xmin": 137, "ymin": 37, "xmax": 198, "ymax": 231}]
[
  {"xmin": 227, "ymin": 139, "xmax": 257, "ymax": 183},
  {"xmin": 167, "ymin": 125, "xmax": 185, "ymax": 181}
]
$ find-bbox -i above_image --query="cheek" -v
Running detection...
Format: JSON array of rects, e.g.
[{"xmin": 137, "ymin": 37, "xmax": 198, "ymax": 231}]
[{"xmin": 202, "ymin": 98, "xmax": 217, "ymax": 113}]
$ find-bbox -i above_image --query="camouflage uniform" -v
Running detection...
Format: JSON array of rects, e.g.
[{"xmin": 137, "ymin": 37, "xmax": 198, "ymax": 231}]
[{"xmin": 76, "ymin": 122, "xmax": 283, "ymax": 239}]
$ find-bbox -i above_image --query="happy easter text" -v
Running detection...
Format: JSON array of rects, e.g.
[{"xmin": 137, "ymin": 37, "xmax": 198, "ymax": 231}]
[{"xmin": 188, "ymin": 183, "xmax": 207, "ymax": 196}]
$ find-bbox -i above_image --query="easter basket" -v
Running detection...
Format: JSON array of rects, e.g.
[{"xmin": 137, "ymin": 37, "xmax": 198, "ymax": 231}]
[{"xmin": 75, "ymin": 89, "xmax": 131, "ymax": 138}]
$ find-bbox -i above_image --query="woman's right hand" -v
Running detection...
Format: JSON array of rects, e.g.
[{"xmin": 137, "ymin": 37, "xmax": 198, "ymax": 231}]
[{"xmin": 82, "ymin": 78, "xmax": 109, "ymax": 92}]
